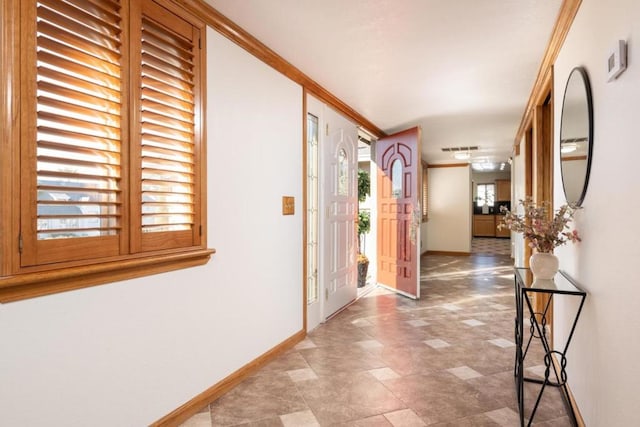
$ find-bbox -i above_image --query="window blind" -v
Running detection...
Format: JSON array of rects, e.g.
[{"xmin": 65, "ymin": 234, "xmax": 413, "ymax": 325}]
[
  {"xmin": 139, "ymin": 12, "xmax": 196, "ymax": 234},
  {"xmin": 35, "ymin": 0, "xmax": 123, "ymax": 240}
]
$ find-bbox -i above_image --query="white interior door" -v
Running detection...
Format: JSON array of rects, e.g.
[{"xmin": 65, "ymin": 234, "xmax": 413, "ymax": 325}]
[{"xmin": 321, "ymin": 106, "xmax": 358, "ymax": 319}]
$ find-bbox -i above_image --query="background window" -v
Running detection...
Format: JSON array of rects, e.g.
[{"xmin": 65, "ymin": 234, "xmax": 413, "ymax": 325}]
[{"xmin": 476, "ymin": 183, "xmax": 495, "ymax": 207}]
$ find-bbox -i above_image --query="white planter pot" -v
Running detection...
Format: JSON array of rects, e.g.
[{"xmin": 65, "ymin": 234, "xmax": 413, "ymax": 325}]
[{"xmin": 529, "ymin": 252, "xmax": 559, "ymax": 280}]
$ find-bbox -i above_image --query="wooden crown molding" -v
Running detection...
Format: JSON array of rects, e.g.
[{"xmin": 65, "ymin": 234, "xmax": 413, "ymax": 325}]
[
  {"xmin": 427, "ymin": 163, "xmax": 470, "ymax": 169},
  {"xmin": 176, "ymin": 0, "xmax": 386, "ymax": 138},
  {"xmin": 515, "ymin": 0, "xmax": 582, "ymax": 143}
]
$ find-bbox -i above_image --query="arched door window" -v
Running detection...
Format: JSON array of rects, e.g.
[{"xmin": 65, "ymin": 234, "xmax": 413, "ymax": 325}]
[
  {"xmin": 391, "ymin": 158, "xmax": 403, "ymax": 198},
  {"xmin": 337, "ymin": 148, "xmax": 348, "ymax": 196}
]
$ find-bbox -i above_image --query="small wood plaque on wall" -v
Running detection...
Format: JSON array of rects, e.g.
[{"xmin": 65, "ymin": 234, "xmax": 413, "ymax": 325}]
[{"xmin": 282, "ymin": 196, "xmax": 295, "ymax": 215}]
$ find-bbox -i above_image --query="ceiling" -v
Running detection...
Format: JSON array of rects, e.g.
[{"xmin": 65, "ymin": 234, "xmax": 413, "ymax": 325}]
[{"xmin": 205, "ymin": 0, "xmax": 562, "ymax": 169}]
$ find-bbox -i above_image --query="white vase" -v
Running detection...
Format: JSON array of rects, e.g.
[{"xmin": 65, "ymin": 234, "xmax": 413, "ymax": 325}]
[{"xmin": 529, "ymin": 252, "xmax": 559, "ymax": 280}]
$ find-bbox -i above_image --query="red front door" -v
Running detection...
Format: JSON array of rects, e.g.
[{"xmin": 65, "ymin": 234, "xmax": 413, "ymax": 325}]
[{"xmin": 376, "ymin": 127, "xmax": 421, "ymax": 299}]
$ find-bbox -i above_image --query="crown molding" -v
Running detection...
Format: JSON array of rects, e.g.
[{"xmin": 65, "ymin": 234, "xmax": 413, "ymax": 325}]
[
  {"xmin": 515, "ymin": 0, "xmax": 582, "ymax": 143},
  {"xmin": 176, "ymin": 0, "xmax": 386, "ymax": 138}
]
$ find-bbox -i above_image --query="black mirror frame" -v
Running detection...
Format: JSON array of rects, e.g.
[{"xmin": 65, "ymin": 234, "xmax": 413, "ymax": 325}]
[{"xmin": 560, "ymin": 66, "xmax": 594, "ymax": 207}]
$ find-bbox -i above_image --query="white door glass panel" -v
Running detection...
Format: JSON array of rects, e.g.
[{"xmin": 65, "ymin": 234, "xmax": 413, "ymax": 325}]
[
  {"xmin": 306, "ymin": 95, "xmax": 324, "ymax": 332},
  {"xmin": 307, "ymin": 113, "xmax": 319, "ymax": 305}
]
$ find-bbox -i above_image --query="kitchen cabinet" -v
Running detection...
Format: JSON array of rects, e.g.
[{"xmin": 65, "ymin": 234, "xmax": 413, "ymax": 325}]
[
  {"xmin": 473, "ymin": 215, "xmax": 495, "ymax": 237},
  {"xmin": 496, "ymin": 179, "xmax": 511, "ymax": 201}
]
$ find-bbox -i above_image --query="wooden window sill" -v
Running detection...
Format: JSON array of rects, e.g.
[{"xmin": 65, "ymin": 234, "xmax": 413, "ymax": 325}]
[{"xmin": 0, "ymin": 248, "xmax": 215, "ymax": 303}]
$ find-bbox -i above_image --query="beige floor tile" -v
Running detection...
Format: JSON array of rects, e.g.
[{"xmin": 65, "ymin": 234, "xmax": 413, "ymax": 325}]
[
  {"xmin": 423, "ymin": 339, "xmax": 451, "ymax": 349},
  {"xmin": 296, "ymin": 371, "xmax": 406, "ymax": 425},
  {"xmin": 487, "ymin": 338, "xmax": 515, "ymax": 348},
  {"xmin": 484, "ymin": 407, "xmax": 520, "ymax": 426},
  {"xmin": 352, "ymin": 318, "xmax": 375, "ymax": 327},
  {"xmin": 384, "ymin": 408, "xmax": 426, "ymax": 426},
  {"xmin": 280, "ymin": 409, "xmax": 320, "ymax": 427},
  {"xmin": 447, "ymin": 366, "xmax": 484, "ymax": 380},
  {"xmin": 357, "ymin": 339, "xmax": 384, "ymax": 349},
  {"xmin": 287, "ymin": 367, "xmax": 318, "ymax": 382},
  {"xmin": 368, "ymin": 367, "xmax": 400, "ymax": 381},
  {"xmin": 461, "ymin": 319, "xmax": 485, "ymax": 327},
  {"xmin": 295, "ymin": 339, "xmax": 317, "ymax": 350},
  {"xmin": 406, "ymin": 319, "xmax": 430, "ymax": 327},
  {"xmin": 334, "ymin": 415, "xmax": 393, "ymax": 426},
  {"xmin": 179, "ymin": 412, "xmax": 211, "ymax": 427}
]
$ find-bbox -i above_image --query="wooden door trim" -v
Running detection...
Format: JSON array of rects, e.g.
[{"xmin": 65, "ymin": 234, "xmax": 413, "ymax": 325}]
[
  {"xmin": 302, "ymin": 89, "xmax": 308, "ymax": 333},
  {"xmin": 515, "ymin": 0, "xmax": 582, "ymax": 144},
  {"xmin": 523, "ymin": 127, "xmax": 533, "ymax": 266},
  {"xmin": 533, "ymin": 104, "xmax": 554, "ymax": 205}
]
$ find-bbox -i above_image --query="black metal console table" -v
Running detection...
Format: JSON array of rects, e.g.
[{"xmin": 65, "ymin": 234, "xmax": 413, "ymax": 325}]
[{"xmin": 514, "ymin": 268, "xmax": 586, "ymax": 427}]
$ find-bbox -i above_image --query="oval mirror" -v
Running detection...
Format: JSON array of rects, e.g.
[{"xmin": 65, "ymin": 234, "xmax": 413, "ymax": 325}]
[{"xmin": 560, "ymin": 67, "xmax": 593, "ymax": 206}]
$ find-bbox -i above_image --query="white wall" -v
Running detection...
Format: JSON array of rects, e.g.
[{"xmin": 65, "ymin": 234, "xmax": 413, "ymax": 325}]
[
  {"xmin": 512, "ymin": 137, "xmax": 526, "ymax": 266},
  {"xmin": 0, "ymin": 27, "xmax": 303, "ymax": 427},
  {"xmin": 425, "ymin": 166, "xmax": 472, "ymax": 253},
  {"xmin": 552, "ymin": 0, "xmax": 640, "ymax": 424}
]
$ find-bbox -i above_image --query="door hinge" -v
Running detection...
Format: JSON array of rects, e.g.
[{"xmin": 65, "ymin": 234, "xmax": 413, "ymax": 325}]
[
  {"xmin": 325, "ymin": 287, "xmax": 329, "ymax": 301},
  {"xmin": 325, "ymin": 123, "xmax": 329, "ymax": 136},
  {"xmin": 18, "ymin": 233, "xmax": 23, "ymax": 254},
  {"xmin": 198, "ymin": 38, "xmax": 201, "ymax": 49},
  {"xmin": 199, "ymin": 225, "xmax": 202, "ymax": 236}
]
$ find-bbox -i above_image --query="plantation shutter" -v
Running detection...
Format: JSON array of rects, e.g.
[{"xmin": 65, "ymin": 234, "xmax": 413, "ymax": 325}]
[
  {"xmin": 130, "ymin": 0, "xmax": 202, "ymax": 252},
  {"xmin": 21, "ymin": 0, "xmax": 126, "ymax": 266}
]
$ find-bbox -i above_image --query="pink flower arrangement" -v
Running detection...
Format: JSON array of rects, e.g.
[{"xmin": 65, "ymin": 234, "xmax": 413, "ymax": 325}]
[{"xmin": 499, "ymin": 199, "xmax": 581, "ymax": 253}]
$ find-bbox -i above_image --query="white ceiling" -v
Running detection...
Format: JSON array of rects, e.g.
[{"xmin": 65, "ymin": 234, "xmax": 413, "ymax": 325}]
[{"xmin": 205, "ymin": 0, "xmax": 562, "ymax": 167}]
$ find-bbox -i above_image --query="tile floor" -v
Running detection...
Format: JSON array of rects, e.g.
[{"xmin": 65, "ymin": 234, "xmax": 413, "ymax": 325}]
[
  {"xmin": 180, "ymin": 254, "xmax": 571, "ymax": 426},
  {"xmin": 471, "ymin": 238, "xmax": 511, "ymax": 256}
]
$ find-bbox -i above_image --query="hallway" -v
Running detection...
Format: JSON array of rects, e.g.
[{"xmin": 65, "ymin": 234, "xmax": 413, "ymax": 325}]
[{"xmin": 181, "ymin": 255, "xmax": 570, "ymax": 426}]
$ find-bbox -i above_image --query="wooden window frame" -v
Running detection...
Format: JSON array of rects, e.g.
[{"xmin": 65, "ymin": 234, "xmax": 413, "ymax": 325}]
[{"xmin": 0, "ymin": 0, "xmax": 214, "ymax": 303}]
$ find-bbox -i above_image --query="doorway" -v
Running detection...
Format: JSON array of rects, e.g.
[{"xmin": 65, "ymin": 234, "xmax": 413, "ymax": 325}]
[
  {"xmin": 305, "ymin": 95, "xmax": 358, "ymax": 331},
  {"xmin": 305, "ymin": 97, "xmax": 424, "ymax": 330},
  {"xmin": 521, "ymin": 85, "xmax": 554, "ymax": 335}
]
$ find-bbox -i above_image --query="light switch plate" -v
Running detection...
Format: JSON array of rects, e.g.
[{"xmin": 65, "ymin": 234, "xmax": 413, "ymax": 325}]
[{"xmin": 282, "ymin": 196, "xmax": 295, "ymax": 215}]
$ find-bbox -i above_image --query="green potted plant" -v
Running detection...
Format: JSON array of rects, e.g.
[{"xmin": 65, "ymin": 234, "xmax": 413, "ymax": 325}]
[{"xmin": 357, "ymin": 169, "xmax": 371, "ymax": 287}]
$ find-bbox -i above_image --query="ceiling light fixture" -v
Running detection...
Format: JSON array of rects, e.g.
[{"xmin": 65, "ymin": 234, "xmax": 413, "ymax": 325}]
[
  {"xmin": 472, "ymin": 162, "xmax": 496, "ymax": 171},
  {"xmin": 454, "ymin": 151, "xmax": 470, "ymax": 160}
]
